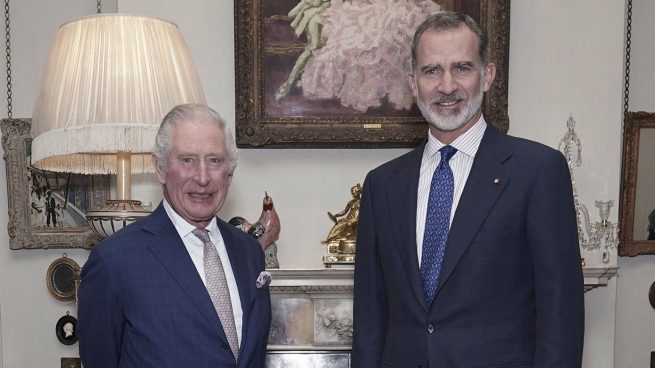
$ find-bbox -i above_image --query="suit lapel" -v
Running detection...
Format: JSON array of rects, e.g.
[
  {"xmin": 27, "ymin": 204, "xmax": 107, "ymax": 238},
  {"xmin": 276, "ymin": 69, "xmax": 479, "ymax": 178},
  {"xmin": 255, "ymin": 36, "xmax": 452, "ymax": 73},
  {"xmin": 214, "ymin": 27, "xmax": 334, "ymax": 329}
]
[
  {"xmin": 387, "ymin": 143, "xmax": 428, "ymax": 312},
  {"xmin": 142, "ymin": 205, "xmax": 231, "ymax": 346},
  {"xmin": 435, "ymin": 126, "xmax": 512, "ymax": 297}
]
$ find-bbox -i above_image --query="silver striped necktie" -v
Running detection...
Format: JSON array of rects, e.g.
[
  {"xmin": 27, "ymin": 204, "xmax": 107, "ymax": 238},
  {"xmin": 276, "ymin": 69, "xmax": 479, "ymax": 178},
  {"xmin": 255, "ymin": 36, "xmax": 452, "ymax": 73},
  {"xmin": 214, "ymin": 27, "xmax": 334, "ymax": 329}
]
[{"xmin": 192, "ymin": 228, "xmax": 240, "ymax": 361}]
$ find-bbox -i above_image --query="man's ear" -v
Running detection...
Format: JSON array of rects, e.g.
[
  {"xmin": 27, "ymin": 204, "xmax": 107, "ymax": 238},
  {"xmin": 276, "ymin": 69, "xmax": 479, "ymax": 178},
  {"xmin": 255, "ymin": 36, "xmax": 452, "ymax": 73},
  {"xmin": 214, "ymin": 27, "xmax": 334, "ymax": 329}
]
[
  {"xmin": 482, "ymin": 62, "xmax": 496, "ymax": 92},
  {"xmin": 407, "ymin": 72, "xmax": 418, "ymax": 98},
  {"xmin": 153, "ymin": 155, "xmax": 166, "ymax": 185}
]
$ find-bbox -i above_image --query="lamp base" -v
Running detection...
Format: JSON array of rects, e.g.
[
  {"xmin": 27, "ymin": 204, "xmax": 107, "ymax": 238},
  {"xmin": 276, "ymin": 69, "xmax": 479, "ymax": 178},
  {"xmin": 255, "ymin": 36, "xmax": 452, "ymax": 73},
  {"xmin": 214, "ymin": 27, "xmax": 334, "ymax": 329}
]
[{"xmin": 86, "ymin": 199, "xmax": 151, "ymax": 238}]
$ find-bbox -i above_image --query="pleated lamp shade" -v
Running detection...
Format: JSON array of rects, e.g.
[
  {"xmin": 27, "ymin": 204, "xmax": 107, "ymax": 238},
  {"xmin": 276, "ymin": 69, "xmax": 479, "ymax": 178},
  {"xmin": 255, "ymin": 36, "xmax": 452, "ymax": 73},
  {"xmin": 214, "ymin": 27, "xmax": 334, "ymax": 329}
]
[
  {"xmin": 30, "ymin": 13, "xmax": 206, "ymax": 238},
  {"xmin": 31, "ymin": 13, "xmax": 206, "ymax": 175}
]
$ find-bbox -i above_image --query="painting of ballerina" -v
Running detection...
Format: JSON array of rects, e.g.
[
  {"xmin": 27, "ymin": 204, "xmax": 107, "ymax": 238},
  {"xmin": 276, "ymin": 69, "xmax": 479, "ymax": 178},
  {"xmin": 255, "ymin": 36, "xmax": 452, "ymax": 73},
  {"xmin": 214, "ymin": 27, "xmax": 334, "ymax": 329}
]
[{"xmin": 235, "ymin": 0, "xmax": 509, "ymax": 147}]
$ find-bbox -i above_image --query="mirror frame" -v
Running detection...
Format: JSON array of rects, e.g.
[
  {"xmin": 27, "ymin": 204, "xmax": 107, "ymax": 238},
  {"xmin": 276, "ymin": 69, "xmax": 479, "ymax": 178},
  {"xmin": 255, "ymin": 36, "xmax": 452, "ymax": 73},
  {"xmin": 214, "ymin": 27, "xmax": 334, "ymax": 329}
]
[
  {"xmin": 619, "ymin": 111, "xmax": 655, "ymax": 256},
  {"xmin": 46, "ymin": 255, "xmax": 80, "ymax": 302}
]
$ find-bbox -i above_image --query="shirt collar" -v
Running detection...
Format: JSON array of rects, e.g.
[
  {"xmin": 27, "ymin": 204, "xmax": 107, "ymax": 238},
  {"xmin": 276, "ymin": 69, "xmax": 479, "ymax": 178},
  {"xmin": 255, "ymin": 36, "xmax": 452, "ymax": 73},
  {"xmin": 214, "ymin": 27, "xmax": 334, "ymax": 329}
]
[
  {"xmin": 162, "ymin": 199, "xmax": 218, "ymax": 239},
  {"xmin": 425, "ymin": 115, "xmax": 487, "ymax": 159}
]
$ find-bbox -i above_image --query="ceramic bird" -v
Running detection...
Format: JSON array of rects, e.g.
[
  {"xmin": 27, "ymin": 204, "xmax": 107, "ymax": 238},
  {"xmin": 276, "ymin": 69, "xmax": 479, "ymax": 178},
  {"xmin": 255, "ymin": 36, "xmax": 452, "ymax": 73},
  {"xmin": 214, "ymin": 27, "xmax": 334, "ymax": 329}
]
[
  {"xmin": 256, "ymin": 192, "xmax": 280, "ymax": 247},
  {"xmin": 257, "ymin": 192, "xmax": 280, "ymax": 268},
  {"xmin": 227, "ymin": 192, "xmax": 280, "ymax": 269}
]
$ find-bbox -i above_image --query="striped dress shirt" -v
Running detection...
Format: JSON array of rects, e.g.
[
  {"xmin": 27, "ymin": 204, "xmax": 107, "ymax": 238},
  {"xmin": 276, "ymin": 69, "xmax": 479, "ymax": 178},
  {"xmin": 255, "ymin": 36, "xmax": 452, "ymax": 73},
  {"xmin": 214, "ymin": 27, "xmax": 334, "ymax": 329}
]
[{"xmin": 416, "ymin": 116, "xmax": 486, "ymax": 265}]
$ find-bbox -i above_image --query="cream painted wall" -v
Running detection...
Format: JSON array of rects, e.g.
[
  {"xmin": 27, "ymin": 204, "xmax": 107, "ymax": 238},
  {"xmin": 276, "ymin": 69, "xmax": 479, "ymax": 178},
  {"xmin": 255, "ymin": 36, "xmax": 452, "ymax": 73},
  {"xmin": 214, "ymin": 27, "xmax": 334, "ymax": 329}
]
[
  {"xmin": 0, "ymin": 0, "xmax": 630, "ymax": 367},
  {"xmin": 0, "ymin": 2, "xmax": 119, "ymax": 367},
  {"xmin": 509, "ymin": 2, "xmax": 624, "ymax": 368}
]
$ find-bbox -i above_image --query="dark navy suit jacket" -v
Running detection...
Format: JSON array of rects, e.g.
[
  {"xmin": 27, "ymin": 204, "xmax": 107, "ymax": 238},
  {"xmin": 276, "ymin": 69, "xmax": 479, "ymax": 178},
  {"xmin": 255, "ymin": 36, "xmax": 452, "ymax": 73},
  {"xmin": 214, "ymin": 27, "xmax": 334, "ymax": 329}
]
[
  {"xmin": 78, "ymin": 203, "xmax": 271, "ymax": 368},
  {"xmin": 352, "ymin": 125, "xmax": 584, "ymax": 368}
]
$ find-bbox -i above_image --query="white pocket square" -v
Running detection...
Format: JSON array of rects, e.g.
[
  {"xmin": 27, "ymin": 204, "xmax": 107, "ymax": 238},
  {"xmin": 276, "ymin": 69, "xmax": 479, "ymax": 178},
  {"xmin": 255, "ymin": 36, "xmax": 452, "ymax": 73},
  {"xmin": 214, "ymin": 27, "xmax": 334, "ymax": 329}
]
[{"xmin": 256, "ymin": 271, "xmax": 272, "ymax": 288}]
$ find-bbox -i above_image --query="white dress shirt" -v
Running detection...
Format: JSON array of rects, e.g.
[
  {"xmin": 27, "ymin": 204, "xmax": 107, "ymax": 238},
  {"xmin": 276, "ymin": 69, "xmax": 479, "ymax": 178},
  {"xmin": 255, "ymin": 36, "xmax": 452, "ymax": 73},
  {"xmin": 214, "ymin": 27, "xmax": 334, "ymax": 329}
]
[
  {"xmin": 416, "ymin": 116, "xmax": 487, "ymax": 265},
  {"xmin": 163, "ymin": 200, "xmax": 243, "ymax": 344}
]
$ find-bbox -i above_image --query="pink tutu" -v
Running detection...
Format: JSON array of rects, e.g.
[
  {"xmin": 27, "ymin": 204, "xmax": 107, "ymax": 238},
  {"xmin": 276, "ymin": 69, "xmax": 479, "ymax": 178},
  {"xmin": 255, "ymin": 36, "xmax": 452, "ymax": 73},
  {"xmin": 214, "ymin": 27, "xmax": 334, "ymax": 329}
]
[{"xmin": 299, "ymin": 0, "xmax": 441, "ymax": 112}]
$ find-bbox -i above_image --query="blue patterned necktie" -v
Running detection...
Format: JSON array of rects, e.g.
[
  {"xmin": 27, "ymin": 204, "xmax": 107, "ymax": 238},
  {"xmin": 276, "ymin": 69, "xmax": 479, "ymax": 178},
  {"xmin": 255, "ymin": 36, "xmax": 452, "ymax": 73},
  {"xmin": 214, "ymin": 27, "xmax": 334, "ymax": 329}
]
[{"xmin": 420, "ymin": 145, "xmax": 458, "ymax": 305}]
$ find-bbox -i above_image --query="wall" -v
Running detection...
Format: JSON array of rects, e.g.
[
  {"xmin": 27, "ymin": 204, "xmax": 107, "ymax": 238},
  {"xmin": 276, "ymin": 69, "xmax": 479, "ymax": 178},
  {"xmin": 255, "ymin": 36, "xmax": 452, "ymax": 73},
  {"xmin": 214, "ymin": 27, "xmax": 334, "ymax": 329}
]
[
  {"xmin": 509, "ymin": 2, "xmax": 624, "ymax": 367},
  {"xmin": 0, "ymin": 0, "xmax": 627, "ymax": 367},
  {"xmin": 0, "ymin": 2, "xmax": 120, "ymax": 367}
]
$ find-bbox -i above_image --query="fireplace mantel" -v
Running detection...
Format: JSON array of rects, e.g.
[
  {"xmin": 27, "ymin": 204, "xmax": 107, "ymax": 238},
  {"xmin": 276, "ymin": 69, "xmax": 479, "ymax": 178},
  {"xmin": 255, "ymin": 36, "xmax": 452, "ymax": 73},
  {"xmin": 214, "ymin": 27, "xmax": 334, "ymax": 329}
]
[{"xmin": 264, "ymin": 266, "xmax": 616, "ymax": 366}]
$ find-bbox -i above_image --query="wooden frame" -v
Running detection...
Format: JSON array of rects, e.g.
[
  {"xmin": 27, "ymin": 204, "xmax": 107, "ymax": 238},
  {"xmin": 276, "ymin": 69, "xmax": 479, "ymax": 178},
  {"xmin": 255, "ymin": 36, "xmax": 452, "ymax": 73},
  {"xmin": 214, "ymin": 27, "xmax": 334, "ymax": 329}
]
[
  {"xmin": 55, "ymin": 313, "xmax": 79, "ymax": 346},
  {"xmin": 618, "ymin": 112, "xmax": 655, "ymax": 256},
  {"xmin": 235, "ymin": 0, "xmax": 511, "ymax": 148},
  {"xmin": 1, "ymin": 118, "xmax": 110, "ymax": 250}
]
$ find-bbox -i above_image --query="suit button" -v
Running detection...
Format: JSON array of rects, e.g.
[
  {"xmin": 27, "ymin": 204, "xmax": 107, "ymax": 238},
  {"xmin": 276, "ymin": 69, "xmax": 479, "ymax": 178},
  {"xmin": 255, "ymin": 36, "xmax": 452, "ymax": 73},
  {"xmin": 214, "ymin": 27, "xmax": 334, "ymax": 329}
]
[{"xmin": 427, "ymin": 323, "xmax": 435, "ymax": 334}]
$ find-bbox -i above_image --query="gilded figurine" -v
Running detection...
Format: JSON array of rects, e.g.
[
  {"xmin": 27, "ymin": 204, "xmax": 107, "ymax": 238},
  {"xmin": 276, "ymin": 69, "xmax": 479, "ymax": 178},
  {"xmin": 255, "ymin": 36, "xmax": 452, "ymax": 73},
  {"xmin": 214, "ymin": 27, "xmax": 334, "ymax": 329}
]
[{"xmin": 323, "ymin": 184, "xmax": 361, "ymax": 265}]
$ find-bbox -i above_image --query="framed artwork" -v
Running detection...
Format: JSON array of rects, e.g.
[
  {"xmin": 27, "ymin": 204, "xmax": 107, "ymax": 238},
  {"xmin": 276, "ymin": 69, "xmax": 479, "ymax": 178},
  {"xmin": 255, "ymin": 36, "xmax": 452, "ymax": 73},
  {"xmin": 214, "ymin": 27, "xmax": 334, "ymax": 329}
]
[
  {"xmin": 46, "ymin": 255, "xmax": 81, "ymax": 302},
  {"xmin": 235, "ymin": 0, "xmax": 511, "ymax": 148},
  {"xmin": 619, "ymin": 111, "xmax": 655, "ymax": 256},
  {"xmin": 1, "ymin": 118, "xmax": 110, "ymax": 250},
  {"xmin": 55, "ymin": 313, "xmax": 78, "ymax": 346}
]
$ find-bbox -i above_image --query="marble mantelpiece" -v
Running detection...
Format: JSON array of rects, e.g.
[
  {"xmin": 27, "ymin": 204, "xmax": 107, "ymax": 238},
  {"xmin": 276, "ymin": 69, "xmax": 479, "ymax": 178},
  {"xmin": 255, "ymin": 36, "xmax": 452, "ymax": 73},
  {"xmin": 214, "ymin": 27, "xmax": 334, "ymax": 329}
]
[
  {"xmin": 267, "ymin": 269, "xmax": 354, "ymax": 350},
  {"xmin": 265, "ymin": 269, "xmax": 353, "ymax": 367},
  {"xmin": 264, "ymin": 266, "xmax": 615, "ymax": 366}
]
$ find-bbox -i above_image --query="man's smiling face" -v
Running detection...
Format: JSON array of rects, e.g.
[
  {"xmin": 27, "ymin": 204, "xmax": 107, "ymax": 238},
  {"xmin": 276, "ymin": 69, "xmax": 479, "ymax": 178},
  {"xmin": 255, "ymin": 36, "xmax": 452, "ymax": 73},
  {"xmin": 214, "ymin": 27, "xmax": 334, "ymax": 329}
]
[
  {"xmin": 155, "ymin": 118, "xmax": 232, "ymax": 228},
  {"xmin": 409, "ymin": 24, "xmax": 495, "ymax": 141}
]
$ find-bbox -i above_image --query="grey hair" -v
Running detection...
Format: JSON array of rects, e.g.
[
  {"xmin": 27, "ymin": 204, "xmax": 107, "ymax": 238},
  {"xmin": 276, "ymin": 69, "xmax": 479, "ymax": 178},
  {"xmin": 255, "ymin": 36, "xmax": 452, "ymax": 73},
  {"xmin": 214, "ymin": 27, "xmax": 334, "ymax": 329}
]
[
  {"xmin": 152, "ymin": 103, "xmax": 238, "ymax": 174},
  {"xmin": 411, "ymin": 11, "xmax": 490, "ymax": 71}
]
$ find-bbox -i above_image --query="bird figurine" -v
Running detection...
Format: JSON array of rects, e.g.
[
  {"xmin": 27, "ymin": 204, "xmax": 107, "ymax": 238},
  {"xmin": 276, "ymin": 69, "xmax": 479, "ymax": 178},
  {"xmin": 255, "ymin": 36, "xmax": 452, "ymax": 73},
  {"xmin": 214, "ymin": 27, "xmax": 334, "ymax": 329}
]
[{"xmin": 228, "ymin": 192, "xmax": 280, "ymax": 269}]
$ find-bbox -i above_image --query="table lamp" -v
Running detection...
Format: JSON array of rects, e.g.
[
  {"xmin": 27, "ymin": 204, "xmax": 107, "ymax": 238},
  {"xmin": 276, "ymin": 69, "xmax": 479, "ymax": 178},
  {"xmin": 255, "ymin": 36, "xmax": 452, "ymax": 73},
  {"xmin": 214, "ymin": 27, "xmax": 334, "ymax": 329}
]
[{"xmin": 30, "ymin": 13, "xmax": 206, "ymax": 238}]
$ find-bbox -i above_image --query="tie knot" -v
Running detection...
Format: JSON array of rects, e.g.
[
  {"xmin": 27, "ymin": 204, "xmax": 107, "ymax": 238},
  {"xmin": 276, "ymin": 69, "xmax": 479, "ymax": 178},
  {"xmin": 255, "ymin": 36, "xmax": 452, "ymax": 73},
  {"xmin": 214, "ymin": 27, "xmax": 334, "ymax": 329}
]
[
  {"xmin": 439, "ymin": 145, "xmax": 458, "ymax": 163},
  {"xmin": 192, "ymin": 228, "xmax": 211, "ymax": 244}
]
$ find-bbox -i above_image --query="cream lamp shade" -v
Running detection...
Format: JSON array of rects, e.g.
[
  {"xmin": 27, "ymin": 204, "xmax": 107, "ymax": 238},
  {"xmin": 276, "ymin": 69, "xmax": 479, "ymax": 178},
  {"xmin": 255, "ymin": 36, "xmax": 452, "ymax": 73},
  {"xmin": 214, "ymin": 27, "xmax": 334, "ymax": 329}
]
[
  {"xmin": 31, "ymin": 13, "xmax": 206, "ymax": 174},
  {"xmin": 30, "ymin": 13, "xmax": 206, "ymax": 237}
]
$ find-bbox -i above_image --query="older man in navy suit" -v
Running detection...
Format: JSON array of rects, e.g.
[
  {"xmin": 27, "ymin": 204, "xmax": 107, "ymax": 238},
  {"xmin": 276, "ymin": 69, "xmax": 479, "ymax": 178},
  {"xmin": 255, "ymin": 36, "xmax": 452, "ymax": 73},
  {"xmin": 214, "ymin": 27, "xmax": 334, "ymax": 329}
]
[
  {"xmin": 78, "ymin": 104, "xmax": 271, "ymax": 367},
  {"xmin": 352, "ymin": 12, "xmax": 584, "ymax": 368}
]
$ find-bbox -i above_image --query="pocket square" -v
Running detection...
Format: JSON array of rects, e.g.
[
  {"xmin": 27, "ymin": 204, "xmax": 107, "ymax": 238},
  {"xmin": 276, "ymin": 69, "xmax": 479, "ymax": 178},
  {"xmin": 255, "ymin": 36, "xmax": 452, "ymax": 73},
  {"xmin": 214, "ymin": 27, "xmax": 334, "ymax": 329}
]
[{"xmin": 256, "ymin": 271, "xmax": 272, "ymax": 288}]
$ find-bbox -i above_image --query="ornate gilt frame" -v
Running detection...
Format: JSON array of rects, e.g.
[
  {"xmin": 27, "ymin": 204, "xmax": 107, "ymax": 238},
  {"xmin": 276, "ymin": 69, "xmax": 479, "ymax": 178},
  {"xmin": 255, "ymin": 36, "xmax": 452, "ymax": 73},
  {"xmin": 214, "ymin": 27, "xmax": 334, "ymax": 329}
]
[
  {"xmin": 46, "ymin": 255, "xmax": 81, "ymax": 302},
  {"xmin": 235, "ymin": 0, "xmax": 511, "ymax": 148},
  {"xmin": 618, "ymin": 111, "xmax": 655, "ymax": 256},
  {"xmin": 1, "ymin": 118, "xmax": 110, "ymax": 249}
]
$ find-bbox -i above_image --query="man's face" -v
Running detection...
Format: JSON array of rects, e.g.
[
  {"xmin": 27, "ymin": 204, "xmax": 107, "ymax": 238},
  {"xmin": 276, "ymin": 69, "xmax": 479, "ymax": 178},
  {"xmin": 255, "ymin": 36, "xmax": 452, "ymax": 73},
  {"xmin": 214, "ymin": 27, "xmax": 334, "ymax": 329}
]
[
  {"xmin": 409, "ymin": 25, "xmax": 495, "ymax": 139},
  {"xmin": 155, "ymin": 119, "xmax": 233, "ymax": 228}
]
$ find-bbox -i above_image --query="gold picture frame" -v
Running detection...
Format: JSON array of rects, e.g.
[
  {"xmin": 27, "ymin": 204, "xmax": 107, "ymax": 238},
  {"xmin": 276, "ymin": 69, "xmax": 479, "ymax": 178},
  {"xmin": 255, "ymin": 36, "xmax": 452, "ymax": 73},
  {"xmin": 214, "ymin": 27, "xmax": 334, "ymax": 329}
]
[
  {"xmin": 46, "ymin": 255, "xmax": 80, "ymax": 302},
  {"xmin": 618, "ymin": 111, "xmax": 655, "ymax": 256},
  {"xmin": 1, "ymin": 118, "xmax": 110, "ymax": 249},
  {"xmin": 235, "ymin": 0, "xmax": 511, "ymax": 148}
]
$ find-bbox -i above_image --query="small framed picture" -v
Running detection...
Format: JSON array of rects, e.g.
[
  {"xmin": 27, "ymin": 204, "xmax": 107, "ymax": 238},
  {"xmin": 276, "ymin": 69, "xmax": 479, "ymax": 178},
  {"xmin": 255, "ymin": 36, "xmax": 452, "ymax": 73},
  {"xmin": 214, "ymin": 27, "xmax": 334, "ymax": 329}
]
[
  {"xmin": 55, "ymin": 313, "xmax": 78, "ymax": 346},
  {"xmin": 46, "ymin": 255, "xmax": 80, "ymax": 302}
]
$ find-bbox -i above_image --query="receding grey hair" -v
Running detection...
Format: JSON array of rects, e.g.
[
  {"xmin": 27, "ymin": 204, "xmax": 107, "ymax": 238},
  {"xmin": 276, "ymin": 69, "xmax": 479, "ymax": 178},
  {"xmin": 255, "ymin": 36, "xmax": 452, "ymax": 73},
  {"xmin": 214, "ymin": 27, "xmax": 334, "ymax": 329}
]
[
  {"xmin": 411, "ymin": 11, "xmax": 490, "ymax": 71},
  {"xmin": 152, "ymin": 103, "xmax": 238, "ymax": 174}
]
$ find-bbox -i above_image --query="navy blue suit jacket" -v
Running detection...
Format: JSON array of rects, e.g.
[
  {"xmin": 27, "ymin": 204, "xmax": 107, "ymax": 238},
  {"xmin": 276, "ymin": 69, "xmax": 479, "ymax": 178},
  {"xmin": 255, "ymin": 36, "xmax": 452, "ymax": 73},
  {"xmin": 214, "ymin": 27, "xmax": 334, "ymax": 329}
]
[
  {"xmin": 352, "ymin": 125, "xmax": 584, "ymax": 368},
  {"xmin": 78, "ymin": 203, "xmax": 271, "ymax": 368}
]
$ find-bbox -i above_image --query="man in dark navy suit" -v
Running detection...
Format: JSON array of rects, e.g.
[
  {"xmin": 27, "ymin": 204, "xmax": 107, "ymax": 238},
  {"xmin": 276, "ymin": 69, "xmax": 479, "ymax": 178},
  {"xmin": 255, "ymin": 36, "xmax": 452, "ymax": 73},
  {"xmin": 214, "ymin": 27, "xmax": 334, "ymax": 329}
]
[
  {"xmin": 352, "ymin": 12, "xmax": 584, "ymax": 368},
  {"xmin": 78, "ymin": 104, "xmax": 271, "ymax": 368}
]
